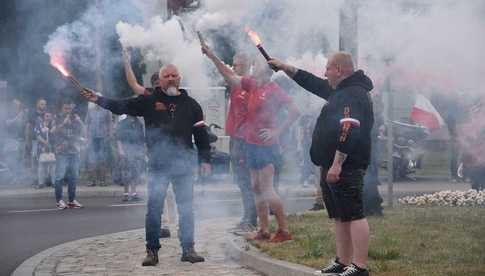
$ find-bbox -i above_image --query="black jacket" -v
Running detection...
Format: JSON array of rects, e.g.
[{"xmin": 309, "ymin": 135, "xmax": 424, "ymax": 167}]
[
  {"xmin": 97, "ymin": 88, "xmax": 210, "ymax": 172},
  {"xmin": 293, "ymin": 70, "xmax": 374, "ymax": 170}
]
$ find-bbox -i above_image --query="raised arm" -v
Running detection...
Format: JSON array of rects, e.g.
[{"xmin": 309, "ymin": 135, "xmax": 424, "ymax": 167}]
[
  {"xmin": 200, "ymin": 41, "xmax": 241, "ymax": 87},
  {"xmin": 268, "ymin": 59, "xmax": 333, "ymax": 100},
  {"xmin": 80, "ymin": 88, "xmax": 147, "ymax": 117},
  {"xmin": 123, "ymin": 49, "xmax": 146, "ymax": 95}
]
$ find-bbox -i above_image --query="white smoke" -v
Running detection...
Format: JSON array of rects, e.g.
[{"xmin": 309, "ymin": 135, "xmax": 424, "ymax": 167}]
[
  {"xmin": 359, "ymin": 0, "xmax": 485, "ymax": 97},
  {"xmin": 116, "ymin": 16, "xmax": 214, "ymax": 90},
  {"xmin": 43, "ymin": 0, "xmax": 485, "ymax": 97}
]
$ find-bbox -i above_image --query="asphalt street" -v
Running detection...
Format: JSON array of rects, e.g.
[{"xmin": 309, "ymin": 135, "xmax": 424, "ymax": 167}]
[{"xmin": 0, "ymin": 194, "xmax": 313, "ymax": 276}]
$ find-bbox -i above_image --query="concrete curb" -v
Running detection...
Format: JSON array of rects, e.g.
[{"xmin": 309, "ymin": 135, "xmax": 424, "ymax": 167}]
[
  {"xmin": 0, "ymin": 187, "xmax": 245, "ymax": 200},
  {"xmin": 11, "ymin": 229, "xmax": 142, "ymax": 276},
  {"xmin": 225, "ymin": 234, "xmax": 317, "ymax": 276},
  {"xmin": 0, "ymin": 185, "xmax": 319, "ymax": 200}
]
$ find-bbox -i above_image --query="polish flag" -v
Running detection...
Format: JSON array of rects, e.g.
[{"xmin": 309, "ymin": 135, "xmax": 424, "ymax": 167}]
[{"xmin": 410, "ymin": 94, "xmax": 445, "ymax": 131}]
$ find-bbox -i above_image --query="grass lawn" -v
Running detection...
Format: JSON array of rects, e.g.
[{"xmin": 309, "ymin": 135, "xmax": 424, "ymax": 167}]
[{"xmin": 250, "ymin": 206, "xmax": 485, "ymax": 276}]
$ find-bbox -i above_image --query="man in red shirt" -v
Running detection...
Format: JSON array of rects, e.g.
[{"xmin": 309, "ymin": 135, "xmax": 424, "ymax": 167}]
[
  {"xmin": 202, "ymin": 43, "xmax": 300, "ymax": 242},
  {"xmin": 200, "ymin": 46, "xmax": 257, "ymax": 230}
]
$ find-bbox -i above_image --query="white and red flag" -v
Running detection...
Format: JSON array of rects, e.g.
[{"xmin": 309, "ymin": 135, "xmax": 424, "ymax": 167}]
[{"xmin": 410, "ymin": 94, "xmax": 445, "ymax": 131}]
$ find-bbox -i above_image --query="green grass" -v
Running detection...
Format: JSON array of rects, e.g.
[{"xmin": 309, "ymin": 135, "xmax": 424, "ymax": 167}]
[{"xmin": 251, "ymin": 207, "xmax": 485, "ymax": 276}]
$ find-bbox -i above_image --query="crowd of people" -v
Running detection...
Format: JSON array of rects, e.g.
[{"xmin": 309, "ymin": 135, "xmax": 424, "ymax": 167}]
[
  {"xmin": 0, "ymin": 96, "xmax": 150, "ymax": 208},
  {"xmin": 3, "ymin": 32, "xmax": 484, "ymax": 276}
]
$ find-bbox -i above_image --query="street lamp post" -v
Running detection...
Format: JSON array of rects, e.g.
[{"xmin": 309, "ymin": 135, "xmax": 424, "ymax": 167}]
[
  {"xmin": 383, "ymin": 69, "xmax": 394, "ymax": 208},
  {"xmin": 339, "ymin": 0, "xmax": 359, "ymax": 65}
]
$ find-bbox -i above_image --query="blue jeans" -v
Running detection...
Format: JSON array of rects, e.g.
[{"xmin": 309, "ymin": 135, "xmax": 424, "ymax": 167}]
[
  {"xmin": 54, "ymin": 154, "xmax": 80, "ymax": 202},
  {"xmin": 145, "ymin": 171, "xmax": 194, "ymax": 250}
]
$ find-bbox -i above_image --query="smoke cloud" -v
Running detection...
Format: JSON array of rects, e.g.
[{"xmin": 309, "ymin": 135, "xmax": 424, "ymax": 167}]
[{"xmin": 116, "ymin": 16, "xmax": 214, "ymax": 90}]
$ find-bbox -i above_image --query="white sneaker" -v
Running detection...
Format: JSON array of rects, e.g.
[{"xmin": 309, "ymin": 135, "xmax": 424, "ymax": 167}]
[
  {"xmin": 56, "ymin": 200, "xmax": 67, "ymax": 210},
  {"xmin": 68, "ymin": 200, "xmax": 83, "ymax": 209}
]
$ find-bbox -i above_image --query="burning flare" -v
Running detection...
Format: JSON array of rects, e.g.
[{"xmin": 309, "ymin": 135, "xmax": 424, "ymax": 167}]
[
  {"xmin": 244, "ymin": 26, "xmax": 274, "ymax": 68},
  {"xmin": 52, "ymin": 61, "xmax": 70, "ymax": 77},
  {"xmin": 50, "ymin": 56, "xmax": 84, "ymax": 91},
  {"xmin": 245, "ymin": 26, "xmax": 262, "ymax": 46}
]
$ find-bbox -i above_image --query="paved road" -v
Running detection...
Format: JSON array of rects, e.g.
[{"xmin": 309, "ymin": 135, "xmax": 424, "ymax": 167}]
[{"xmin": 0, "ymin": 194, "xmax": 313, "ymax": 276}]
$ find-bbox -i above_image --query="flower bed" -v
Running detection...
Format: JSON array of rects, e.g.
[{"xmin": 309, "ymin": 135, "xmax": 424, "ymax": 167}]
[{"xmin": 399, "ymin": 189, "xmax": 485, "ymax": 207}]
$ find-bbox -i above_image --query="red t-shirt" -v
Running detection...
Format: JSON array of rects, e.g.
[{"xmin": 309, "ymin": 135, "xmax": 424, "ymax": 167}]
[
  {"xmin": 242, "ymin": 76, "xmax": 293, "ymax": 146},
  {"xmin": 225, "ymin": 85, "xmax": 249, "ymax": 139}
]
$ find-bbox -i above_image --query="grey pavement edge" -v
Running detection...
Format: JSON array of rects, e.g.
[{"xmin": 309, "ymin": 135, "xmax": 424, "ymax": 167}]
[
  {"xmin": 225, "ymin": 234, "xmax": 316, "ymax": 276},
  {"xmin": 11, "ymin": 229, "xmax": 141, "ymax": 276},
  {"xmin": 0, "ymin": 181, "xmax": 472, "ymax": 200}
]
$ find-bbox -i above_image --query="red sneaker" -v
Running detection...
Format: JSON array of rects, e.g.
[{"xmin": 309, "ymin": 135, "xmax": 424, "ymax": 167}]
[
  {"xmin": 270, "ymin": 229, "xmax": 292, "ymax": 243},
  {"xmin": 248, "ymin": 230, "xmax": 271, "ymax": 241}
]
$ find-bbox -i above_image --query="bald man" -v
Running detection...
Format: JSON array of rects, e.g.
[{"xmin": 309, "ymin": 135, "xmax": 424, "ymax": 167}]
[
  {"xmin": 81, "ymin": 64, "xmax": 211, "ymax": 266},
  {"xmin": 270, "ymin": 53, "xmax": 373, "ymax": 276}
]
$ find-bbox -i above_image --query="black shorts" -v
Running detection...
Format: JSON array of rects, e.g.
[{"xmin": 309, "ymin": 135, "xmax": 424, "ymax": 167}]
[
  {"xmin": 246, "ymin": 143, "xmax": 281, "ymax": 170},
  {"xmin": 320, "ymin": 168, "xmax": 366, "ymax": 222}
]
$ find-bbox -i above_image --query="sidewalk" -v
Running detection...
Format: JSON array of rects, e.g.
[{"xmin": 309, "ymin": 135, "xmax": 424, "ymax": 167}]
[
  {"xmin": 0, "ymin": 176, "xmax": 473, "ymax": 200},
  {"xmin": 14, "ymin": 218, "xmax": 262, "ymax": 276}
]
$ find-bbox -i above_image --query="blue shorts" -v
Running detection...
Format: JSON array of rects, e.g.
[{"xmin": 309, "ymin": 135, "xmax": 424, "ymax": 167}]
[{"xmin": 246, "ymin": 144, "xmax": 281, "ymax": 170}]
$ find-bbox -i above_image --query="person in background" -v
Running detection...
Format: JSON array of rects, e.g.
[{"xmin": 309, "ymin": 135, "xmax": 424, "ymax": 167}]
[
  {"xmin": 116, "ymin": 114, "xmax": 145, "ymax": 201},
  {"xmin": 26, "ymin": 98, "xmax": 47, "ymax": 186},
  {"xmin": 52, "ymin": 101, "xmax": 85, "ymax": 209},
  {"xmin": 4, "ymin": 99, "xmax": 28, "ymax": 183},
  {"xmin": 35, "ymin": 112, "xmax": 56, "ymax": 188},
  {"xmin": 363, "ymin": 91, "xmax": 384, "ymax": 216},
  {"xmin": 299, "ymin": 113, "xmax": 325, "ymax": 211},
  {"xmin": 86, "ymin": 101, "xmax": 112, "ymax": 186}
]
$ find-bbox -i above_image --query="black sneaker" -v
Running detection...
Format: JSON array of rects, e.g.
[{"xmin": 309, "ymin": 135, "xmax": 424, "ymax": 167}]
[
  {"xmin": 130, "ymin": 193, "xmax": 143, "ymax": 202},
  {"xmin": 122, "ymin": 194, "xmax": 129, "ymax": 202},
  {"xmin": 338, "ymin": 264, "xmax": 369, "ymax": 276},
  {"xmin": 314, "ymin": 258, "xmax": 346, "ymax": 274},
  {"xmin": 160, "ymin": 227, "xmax": 171, "ymax": 238},
  {"xmin": 181, "ymin": 247, "xmax": 205, "ymax": 263},
  {"xmin": 309, "ymin": 202, "xmax": 325, "ymax": 211},
  {"xmin": 142, "ymin": 247, "xmax": 159, "ymax": 266}
]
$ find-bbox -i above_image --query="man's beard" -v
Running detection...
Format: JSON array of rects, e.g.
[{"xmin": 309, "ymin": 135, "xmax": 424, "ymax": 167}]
[{"xmin": 164, "ymin": 86, "xmax": 180, "ymax": 96}]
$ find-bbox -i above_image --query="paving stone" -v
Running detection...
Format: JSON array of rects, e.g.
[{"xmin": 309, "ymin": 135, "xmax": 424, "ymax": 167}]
[{"xmin": 34, "ymin": 218, "xmax": 261, "ymax": 276}]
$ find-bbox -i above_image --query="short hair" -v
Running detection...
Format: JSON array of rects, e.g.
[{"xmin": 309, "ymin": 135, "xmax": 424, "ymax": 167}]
[
  {"xmin": 331, "ymin": 52, "xmax": 355, "ymax": 74},
  {"xmin": 159, "ymin": 64, "xmax": 179, "ymax": 76}
]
